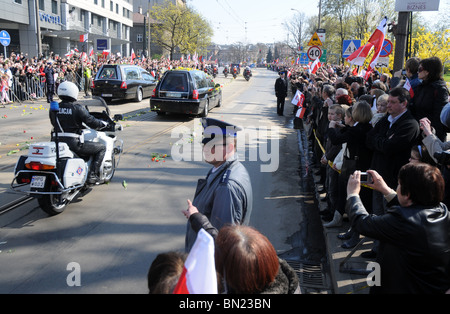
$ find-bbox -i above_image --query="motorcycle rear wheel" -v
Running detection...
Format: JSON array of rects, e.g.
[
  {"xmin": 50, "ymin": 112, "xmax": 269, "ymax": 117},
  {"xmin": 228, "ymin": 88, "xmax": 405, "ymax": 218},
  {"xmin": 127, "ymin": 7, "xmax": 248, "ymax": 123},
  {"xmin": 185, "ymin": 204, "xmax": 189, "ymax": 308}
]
[{"xmin": 38, "ymin": 189, "xmax": 68, "ymax": 216}]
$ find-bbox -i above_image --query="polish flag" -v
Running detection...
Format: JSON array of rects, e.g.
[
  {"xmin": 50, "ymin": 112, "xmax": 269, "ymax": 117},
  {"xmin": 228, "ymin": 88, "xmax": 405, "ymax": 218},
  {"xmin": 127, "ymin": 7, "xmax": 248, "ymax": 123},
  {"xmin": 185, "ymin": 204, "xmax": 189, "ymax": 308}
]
[
  {"xmin": 293, "ymin": 91, "xmax": 306, "ymax": 119},
  {"xmin": 81, "ymin": 52, "xmax": 87, "ymax": 62},
  {"xmin": 102, "ymin": 49, "xmax": 110, "ymax": 57},
  {"xmin": 309, "ymin": 58, "xmax": 321, "ymax": 74},
  {"xmin": 74, "ymin": 48, "xmax": 79, "ymax": 53},
  {"xmin": 89, "ymin": 47, "xmax": 94, "ymax": 57},
  {"xmin": 79, "ymin": 33, "xmax": 88, "ymax": 43},
  {"xmin": 65, "ymin": 50, "xmax": 74, "ymax": 58},
  {"xmin": 404, "ymin": 78, "xmax": 414, "ymax": 98},
  {"xmin": 173, "ymin": 229, "xmax": 218, "ymax": 294},
  {"xmin": 347, "ymin": 17, "xmax": 388, "ymax": 76},
  {"xmin": 131, "ymin": 48, "xmax": 136, "ymax": 61}
]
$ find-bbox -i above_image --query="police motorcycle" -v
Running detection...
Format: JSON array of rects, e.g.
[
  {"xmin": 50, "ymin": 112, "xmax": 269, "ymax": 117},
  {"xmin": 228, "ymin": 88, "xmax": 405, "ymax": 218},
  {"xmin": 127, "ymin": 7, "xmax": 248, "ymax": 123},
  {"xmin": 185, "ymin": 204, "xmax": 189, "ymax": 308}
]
[
  {"xmin": 212, "ymin": 65, "xmax": 218, "ymax": 78},
  {"xmin": 243, "ymin": 67, "xmax": 252, "ymax": 81},
  {"xmin": 223, "ymin": 66, "xmax": 229, "ymax": 78},
  {"xmin": 232, "ymin": 66, "xmax": 238, "ymax": 79},
  {"xmin": 11, "ymin": 96, "xmax": 123, "ymax": 216}
]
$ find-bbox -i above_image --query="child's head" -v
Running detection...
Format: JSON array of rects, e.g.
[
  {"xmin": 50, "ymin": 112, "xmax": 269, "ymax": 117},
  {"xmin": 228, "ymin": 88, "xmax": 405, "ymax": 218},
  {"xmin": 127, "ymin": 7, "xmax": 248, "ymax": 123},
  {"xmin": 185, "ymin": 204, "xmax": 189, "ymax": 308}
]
[
  {"xmin": 376, "ymin": 94, "xmax": 389, "ymax": 113},
  {"xmin": 328, "ymin": 104, "xmax": 344, "ymax": 122},
  {"xmin": 344, "ymin": 106, "xmax": 354, "ymax": 126}
]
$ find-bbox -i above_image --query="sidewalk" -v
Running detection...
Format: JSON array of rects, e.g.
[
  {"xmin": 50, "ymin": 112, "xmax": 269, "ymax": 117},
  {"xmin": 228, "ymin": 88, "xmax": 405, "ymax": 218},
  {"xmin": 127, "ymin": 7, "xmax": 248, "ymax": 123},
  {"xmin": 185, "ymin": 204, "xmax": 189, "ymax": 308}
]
[{"xmin": 299, "ymin": 125, "xmax": 372, "ymax": 294}]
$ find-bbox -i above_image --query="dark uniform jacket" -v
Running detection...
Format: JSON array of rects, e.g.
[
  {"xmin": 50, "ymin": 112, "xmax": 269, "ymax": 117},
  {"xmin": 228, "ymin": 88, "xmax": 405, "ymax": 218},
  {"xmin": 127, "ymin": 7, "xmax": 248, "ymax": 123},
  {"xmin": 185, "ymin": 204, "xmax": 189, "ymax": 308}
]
[
  {"xmin": 275, "ymin": 77, "xmax": 288, "ymax": 99},
  {"xmin": 185, "ymin": 155, "xmax": 253, "ymax": 252},
  {"xmin": 346, "ymin": 195, "xmax": 450, "ymax": 294},
  {"xmin": 50, "ymin": 101, "xmax": 105, "ymax": 135}
]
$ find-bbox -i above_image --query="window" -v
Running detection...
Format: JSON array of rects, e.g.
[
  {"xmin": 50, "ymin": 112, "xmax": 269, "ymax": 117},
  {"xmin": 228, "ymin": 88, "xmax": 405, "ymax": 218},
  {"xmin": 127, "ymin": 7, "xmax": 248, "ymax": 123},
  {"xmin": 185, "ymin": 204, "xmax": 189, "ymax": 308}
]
[
  {"xmin": 14, "ymin": 0, "xmax": 22, "ymax": 4},
  {"xmin": 98, "ymin": 16, "xmax": 102, "ymax": 27},
  {"xmin": 39, "ymin": 0, "xmax": 44, "ymax": 10},
  {"xmin": 137, "ymin": 34, "xmax": 143, "ymax": 42},
  {"xmin": 101, "ymin": 0, "xmax": 105, "ymax": 8},
  {"xmin": 51, "ymin": 0, "xmax": 57, "ymax": 13},
  {"xmin": 110, "ymin": 1, "xmax": 113, "ymax": 11},
  {"xmin": 116, "ymin": 3, "xmax": 118, "ymax": 14},
  {"xmin": 94, "ymin": 0, "xmax": 98, "ymax": 4}
]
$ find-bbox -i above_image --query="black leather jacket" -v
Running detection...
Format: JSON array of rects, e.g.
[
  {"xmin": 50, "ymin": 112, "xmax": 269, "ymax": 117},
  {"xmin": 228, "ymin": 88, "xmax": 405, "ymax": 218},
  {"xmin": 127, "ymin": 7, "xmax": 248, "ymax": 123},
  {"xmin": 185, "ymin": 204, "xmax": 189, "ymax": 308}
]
[
  {"xmin": 50, "ymin": 100, "xmax": 105, "ymax": 135},
  {"xmin": 346, "ymin": 195, "xmax": 450, "ymax": 294}
]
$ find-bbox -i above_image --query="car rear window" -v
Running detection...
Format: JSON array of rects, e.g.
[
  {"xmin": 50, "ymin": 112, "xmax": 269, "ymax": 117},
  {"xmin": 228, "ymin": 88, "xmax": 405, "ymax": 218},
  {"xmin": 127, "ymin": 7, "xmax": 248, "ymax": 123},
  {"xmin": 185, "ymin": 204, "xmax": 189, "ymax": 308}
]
[
  {"xmin": 160, "ymin": 73, "xmax": 188, "ymax": 92},
  {"xmin": 98, "ymin": 67, "xmax": 118, "ymax": 79}
]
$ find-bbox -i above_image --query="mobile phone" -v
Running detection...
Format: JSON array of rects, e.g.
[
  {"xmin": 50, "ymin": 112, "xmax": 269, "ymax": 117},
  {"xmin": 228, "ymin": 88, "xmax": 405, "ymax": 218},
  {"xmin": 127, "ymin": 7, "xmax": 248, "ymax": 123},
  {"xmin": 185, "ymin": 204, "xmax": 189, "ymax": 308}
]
[
  {"xmin": 401, "ymin": 69, "xmax": 407, "ymax": 76},
  {"xmin": 360, "ymin": 172, "xmax": 373, "ymax": 184}
]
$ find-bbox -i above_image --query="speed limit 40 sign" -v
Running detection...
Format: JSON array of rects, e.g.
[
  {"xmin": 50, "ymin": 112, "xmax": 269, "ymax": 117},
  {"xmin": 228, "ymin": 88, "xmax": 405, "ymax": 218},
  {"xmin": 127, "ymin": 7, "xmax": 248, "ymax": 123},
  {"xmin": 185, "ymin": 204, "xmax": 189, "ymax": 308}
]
[{"xmin": 308, "ymin": 46, "xmax": 322, "ymax": 61}]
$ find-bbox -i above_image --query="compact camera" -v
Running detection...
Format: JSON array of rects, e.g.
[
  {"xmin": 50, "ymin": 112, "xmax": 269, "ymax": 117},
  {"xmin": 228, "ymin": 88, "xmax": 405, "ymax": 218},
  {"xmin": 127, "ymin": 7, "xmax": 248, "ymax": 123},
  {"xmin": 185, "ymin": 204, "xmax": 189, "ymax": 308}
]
[{"xmin": 360, "ymin": 172, "xmax": 373, "ymax": 184}]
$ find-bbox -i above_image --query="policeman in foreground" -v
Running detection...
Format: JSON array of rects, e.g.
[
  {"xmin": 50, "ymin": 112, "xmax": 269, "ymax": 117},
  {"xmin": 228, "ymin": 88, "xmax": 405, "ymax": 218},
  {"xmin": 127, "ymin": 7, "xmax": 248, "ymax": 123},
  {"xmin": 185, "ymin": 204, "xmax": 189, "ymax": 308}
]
[
  {"xmin": 183, "ymin": 118, "xmax": 253, "ymax": 252},
  {"xmin": 49, "ymin": 81, "xmax": 107, "ymax": 184}
]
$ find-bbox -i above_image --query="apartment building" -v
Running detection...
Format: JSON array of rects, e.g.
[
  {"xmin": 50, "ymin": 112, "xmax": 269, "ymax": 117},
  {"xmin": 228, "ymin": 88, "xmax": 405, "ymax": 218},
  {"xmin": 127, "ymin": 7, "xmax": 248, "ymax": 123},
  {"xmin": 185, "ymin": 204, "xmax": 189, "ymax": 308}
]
[{"xmin": 0, "ymin": 0, "xmax": 133, "ymax": 58}]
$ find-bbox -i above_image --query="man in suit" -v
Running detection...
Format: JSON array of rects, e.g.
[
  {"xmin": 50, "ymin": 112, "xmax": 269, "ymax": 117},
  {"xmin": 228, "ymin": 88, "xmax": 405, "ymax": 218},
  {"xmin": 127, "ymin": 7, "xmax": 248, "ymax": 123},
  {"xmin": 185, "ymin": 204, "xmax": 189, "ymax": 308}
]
[
  {"xmin": 275, "ymin": 71, "xmax": 288, "ymax": 116},
  {"xmin": 365, "ymin": 86, "xmax": 420, "ymax": 258}
]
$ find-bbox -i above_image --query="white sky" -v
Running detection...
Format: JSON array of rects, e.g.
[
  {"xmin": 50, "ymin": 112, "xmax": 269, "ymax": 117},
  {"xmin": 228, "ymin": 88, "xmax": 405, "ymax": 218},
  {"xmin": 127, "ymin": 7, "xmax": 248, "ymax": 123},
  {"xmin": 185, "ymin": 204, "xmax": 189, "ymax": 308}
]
[{"xmin": 186, "ymin": 0, "xmax": 449, "ymax": 45}]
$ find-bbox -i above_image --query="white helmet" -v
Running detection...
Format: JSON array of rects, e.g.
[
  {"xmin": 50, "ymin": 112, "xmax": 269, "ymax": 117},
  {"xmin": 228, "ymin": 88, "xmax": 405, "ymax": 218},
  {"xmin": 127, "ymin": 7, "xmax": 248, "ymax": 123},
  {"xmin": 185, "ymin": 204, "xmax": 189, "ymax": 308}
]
[{"xmin": 58, "ymin": 81, "xmax": 79, "ymax": 101}]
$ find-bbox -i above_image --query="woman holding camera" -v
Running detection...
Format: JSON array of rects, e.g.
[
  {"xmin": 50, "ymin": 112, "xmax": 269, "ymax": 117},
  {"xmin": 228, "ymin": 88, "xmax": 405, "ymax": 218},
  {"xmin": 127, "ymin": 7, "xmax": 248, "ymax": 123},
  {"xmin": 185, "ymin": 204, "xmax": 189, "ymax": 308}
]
[{"xmin": 346, "ymin": 164, "xmax": 450, "ymax": 294}]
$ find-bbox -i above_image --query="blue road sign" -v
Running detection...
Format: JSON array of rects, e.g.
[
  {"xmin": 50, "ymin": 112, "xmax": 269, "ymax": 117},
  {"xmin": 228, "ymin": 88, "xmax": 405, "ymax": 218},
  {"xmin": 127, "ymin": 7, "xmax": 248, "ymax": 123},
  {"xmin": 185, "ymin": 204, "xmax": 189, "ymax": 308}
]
[
  {"xmin": 0, "ymin": 30, "xmax": 11, "ymax": 47},
  {"xmin": 343, "ymin": 40, "xmax": 361, "ymax": 58},
  {"xmin": 300, "ymin": 53, "xmax": 309, "ymax": 65},
  {"xmin": 380, "ymin": 39, "xmax": 393, "ymax": 57}
]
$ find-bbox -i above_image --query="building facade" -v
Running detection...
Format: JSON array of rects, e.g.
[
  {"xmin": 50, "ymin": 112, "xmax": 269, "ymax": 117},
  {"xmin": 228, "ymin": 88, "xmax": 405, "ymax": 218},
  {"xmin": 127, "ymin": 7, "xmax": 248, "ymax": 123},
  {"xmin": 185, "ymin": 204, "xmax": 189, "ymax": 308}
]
[{"xmin": 0, "ymin": 0, "xmax": 133, "ymax": 59}]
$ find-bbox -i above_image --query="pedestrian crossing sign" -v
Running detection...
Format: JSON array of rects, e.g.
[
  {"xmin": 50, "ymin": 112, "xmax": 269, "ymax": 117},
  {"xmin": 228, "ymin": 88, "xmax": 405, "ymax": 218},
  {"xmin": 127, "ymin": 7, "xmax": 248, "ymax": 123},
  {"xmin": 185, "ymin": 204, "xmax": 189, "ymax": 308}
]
[
  {"xmin": 308, "ymin": 32, "xmax": 323, "ymax": 46},
  {"xmin": 342, "ymin": 40, "xmax": 361, "ymax": 58}
]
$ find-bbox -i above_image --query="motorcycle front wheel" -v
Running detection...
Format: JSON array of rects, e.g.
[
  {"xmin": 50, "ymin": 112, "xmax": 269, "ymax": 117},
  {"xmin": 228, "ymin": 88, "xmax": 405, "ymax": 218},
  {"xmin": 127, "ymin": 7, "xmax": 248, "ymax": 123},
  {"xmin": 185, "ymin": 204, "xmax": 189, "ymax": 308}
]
[{"xmin": 103, "ymin": 155, "xmax": 117, "ymax": 183}]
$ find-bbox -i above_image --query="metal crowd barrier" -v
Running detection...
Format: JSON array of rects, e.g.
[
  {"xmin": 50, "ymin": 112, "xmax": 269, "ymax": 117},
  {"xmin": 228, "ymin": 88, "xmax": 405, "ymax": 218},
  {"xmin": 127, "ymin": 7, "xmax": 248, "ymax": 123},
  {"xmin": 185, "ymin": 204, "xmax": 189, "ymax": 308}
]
[{"xmin": 3, "ymin": 72, "xmax": 85, "ymax": 105}]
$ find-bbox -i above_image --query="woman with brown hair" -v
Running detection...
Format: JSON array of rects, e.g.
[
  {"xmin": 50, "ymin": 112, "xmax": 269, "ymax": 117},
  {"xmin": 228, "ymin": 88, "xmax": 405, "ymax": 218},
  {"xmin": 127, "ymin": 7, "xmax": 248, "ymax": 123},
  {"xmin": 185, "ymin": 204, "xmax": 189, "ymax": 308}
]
[
  {"xmin": 215, "ymin": 225, "xmax": 301, "ymax": 294},
  {"xmin": 346, "ymin": 163, "xmax": 450, "ymax": 293}
]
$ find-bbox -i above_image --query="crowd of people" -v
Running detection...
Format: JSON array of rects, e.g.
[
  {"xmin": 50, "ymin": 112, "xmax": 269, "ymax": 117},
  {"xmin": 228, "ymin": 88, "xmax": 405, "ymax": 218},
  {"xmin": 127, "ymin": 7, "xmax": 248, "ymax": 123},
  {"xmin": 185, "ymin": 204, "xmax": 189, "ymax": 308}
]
[
  {"xmin": 0, "ymin": 51, "xmax": 213, "ymax": 104},
  {"xmin": 275, "ymin": 56, "xmax": 450, "ymax": 293}
]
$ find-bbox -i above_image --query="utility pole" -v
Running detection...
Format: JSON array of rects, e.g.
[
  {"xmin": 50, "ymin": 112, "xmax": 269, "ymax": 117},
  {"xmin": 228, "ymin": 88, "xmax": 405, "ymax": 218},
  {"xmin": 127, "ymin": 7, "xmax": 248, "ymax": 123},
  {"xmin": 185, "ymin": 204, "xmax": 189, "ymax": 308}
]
[
  {"xmin": 147, "ymin": 11, "xmax": 151, "ymax": 59},
  {"xmin": 35, "ymin": 0, "xmax": 42, "ymax": 57},
  {"xmin": 392, "ymin": 12, "xmax": 410, "ymax": 72}
]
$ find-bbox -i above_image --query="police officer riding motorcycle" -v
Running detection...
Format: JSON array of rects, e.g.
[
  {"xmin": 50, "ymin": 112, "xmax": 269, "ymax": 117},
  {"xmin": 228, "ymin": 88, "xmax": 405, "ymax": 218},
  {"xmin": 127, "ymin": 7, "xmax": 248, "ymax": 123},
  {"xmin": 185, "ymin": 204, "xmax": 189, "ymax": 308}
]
[
  {"xmin": 243, "ymin": 66, "xmax": 252, "ymax": 81},
  {"xmin": 50, "ymin": 81, "xmax": 108, "ymax": 184}
]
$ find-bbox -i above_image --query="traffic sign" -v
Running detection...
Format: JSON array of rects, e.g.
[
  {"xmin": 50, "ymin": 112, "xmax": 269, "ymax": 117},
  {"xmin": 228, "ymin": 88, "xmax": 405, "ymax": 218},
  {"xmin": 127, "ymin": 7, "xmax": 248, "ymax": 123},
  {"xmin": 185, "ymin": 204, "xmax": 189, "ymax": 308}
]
[
  {"xmin": 0, "ymin": 30, "xmax": 11, "ymax": 47},
  {"xmin": 343, "ymin": 40, "xmax": 361, "ymax": 58},
  {"xmin": 320, "ymin": 49, "xmax": 327, "ymax": 63},
  {"xmin": 308, "ymin": 46, "xmax": 322, "ymax": 61},
  {"xmin": 380, "ymin": 39, "xmax": 393, "ymax": 57},
  {"xmin": 299, "ymin": 52, "xmax": 309, "ymax": 65},
  {"xmin": 308, "ymin": 32, "xmax": 323, "ymax": 46}
]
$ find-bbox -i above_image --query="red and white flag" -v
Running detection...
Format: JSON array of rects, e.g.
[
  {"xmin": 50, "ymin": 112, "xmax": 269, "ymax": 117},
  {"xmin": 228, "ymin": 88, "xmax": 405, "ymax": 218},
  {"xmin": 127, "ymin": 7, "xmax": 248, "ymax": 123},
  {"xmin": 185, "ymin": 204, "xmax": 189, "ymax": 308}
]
[
  {"xmin": 309, "ymin": 58, "xmax": 321, "ymax": 74},
  {"xmin": 346, "ymin": 17, "xmax": 388, "ymax": 72},
  {"xmin": 81, "ymin": 52, "xmax": 87, "ymax": 62},
  {"xmin": 404, "ymin": 78, "xmax": 414, "ymax": 98},
  {"xmin": 65, "ymin": 50, "xmax": 74, "ymax": 58},
  {"xmin": 173, "ymin": 229, "xmax": 218, "ymax": 294},
  {"xmin": 102, "ymin": 49, "xmax": 110, "ymax": 57},
  {"xmin": 131, "ymin": 48, "xmax": 136, "ymax": 61},
  {"xmin": 79, "ymin": 33, "xmax": 88, "ymax": 43},
  {"xmin": 89, "ymin": 47, "xmax": 94, "ymax": 57},
  {"xmin": 293, "ymin": 91, "xmax": 306, "ymax": 119}
]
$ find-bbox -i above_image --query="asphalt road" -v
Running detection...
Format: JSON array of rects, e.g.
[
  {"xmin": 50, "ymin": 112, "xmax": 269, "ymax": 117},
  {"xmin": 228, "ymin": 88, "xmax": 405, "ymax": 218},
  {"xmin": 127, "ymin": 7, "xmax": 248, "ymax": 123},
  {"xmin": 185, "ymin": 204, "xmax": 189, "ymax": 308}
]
[{"xmin": 0, "ymin": 68, "xmax": 327, "ymax": 294}]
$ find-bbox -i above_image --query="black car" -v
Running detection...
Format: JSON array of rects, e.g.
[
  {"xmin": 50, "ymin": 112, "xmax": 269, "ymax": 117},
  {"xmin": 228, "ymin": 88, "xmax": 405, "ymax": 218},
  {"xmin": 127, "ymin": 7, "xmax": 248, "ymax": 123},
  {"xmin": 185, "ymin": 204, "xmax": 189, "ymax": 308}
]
[
  {"xmin": 92, "ymin": 64, "xmax": 157, "ymax": 102},
  {"xmin": 150, "ymin": 69, "xmax": 222, "ymax": 117}
]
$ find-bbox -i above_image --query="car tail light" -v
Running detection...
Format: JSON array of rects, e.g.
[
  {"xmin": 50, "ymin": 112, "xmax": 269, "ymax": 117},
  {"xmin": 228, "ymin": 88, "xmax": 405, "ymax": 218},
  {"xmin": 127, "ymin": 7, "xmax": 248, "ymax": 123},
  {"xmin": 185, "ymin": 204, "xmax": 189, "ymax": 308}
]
[
  {"xmin": 152, "ymin": 88, "xmax": 156, "ymax": 97},
  {"xmin": 120, "ymin": 81, "xmax": 127, "ymax": 89},
  {"xmin": 91, "ymin": 81, "xmax": 95, "ymax": 89},
  {"xmin": 25, "ymin": 162, "xmax": 55, "ymax": 171},
  {"xmin": 192, "ymin": 90, "xmax": 199, "ymax": 100}
]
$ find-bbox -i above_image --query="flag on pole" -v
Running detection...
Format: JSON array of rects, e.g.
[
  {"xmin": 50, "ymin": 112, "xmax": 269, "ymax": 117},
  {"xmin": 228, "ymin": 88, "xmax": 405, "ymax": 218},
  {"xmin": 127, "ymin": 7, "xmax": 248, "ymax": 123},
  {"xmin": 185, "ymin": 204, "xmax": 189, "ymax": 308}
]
[
  {"xmin": 346, "ymin": 17, "xmax": 388, "ymax": 76},
  {"xmin": 89, "ymin": 47, "xmax": 94, "ymax": 57},
  {"xmin": 292, "ymin": 90, "xmax": 306, "ymax": 119},
  {"xmin": 131, "ymin": 48, "xmax": 136, "ymax": 61},
  {"xmin": 79, "ymin": 33, "xmax": 88, "ymax": 43},
  {"xmin": 403, "ymin": 78, "xmax": 414, "ymax": 98},
  {"xmin": 309, "ymin": 58, "xmax": 321, "ymax": 74},
  {"xmin": 102, "ymin": 49, "xmax": 110, "ymax": 58},
  {"xmin": 173, "ymin": 229, "xmax": 218, "ymax": 294},
  {"xmin": 74, "ymin": 48, "xmax": 79, "ymax": 53}
]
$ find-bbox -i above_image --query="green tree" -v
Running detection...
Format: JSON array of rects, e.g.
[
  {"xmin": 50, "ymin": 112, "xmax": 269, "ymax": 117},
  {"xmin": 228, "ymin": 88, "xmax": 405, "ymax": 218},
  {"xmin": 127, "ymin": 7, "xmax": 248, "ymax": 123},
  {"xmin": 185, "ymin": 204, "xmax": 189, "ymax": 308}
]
[{"xmin": 150, "ymin": 1, "xmax": 212, "ymax": 60}]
